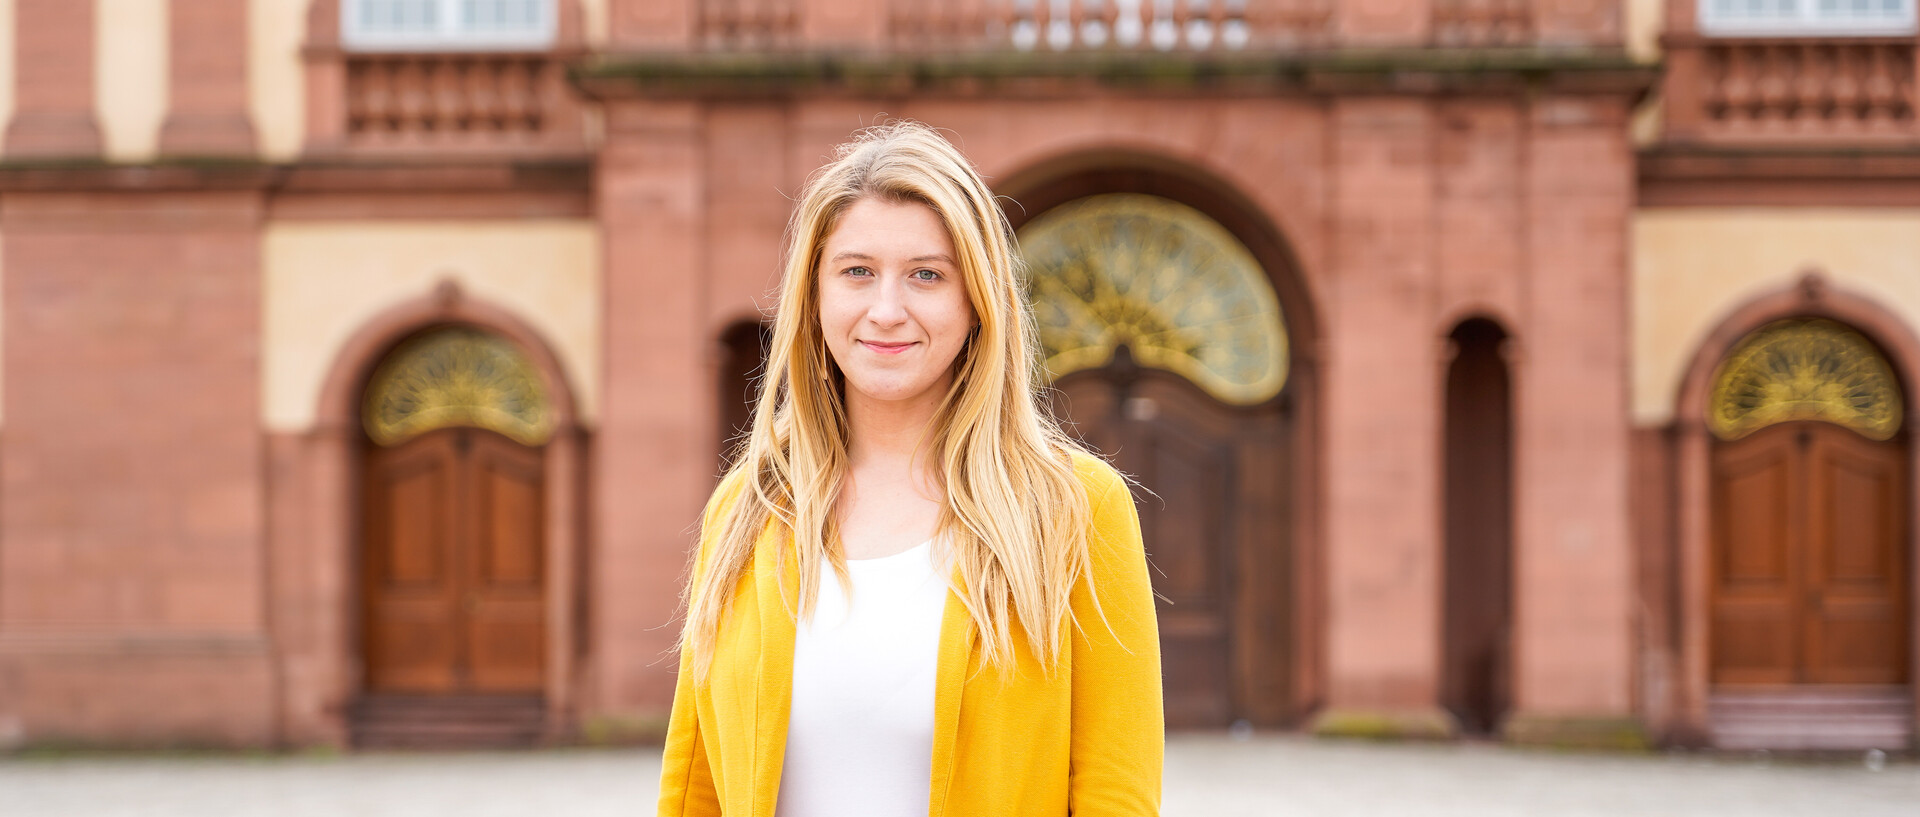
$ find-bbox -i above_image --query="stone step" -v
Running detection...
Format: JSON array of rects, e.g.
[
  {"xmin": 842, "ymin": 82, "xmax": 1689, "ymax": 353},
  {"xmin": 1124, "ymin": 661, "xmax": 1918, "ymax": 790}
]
[
  {"xmin": 349, "ymin": 694, "xmax": 548, "ymax": 751},
  {"xmin": 1708, "ymin": 688, "xmax": 1914, "ymax": 751}
]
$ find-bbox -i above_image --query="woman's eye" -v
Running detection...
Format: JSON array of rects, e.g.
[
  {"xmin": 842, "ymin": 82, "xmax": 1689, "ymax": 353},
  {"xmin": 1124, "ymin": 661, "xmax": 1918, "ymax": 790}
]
[
  {"xmin": 845, "ymin": 266, "xmax": 872, "ymax": 277},
  {"xmin": 912, "ymin": 269, "xmax": 941, "ymax": 281}
]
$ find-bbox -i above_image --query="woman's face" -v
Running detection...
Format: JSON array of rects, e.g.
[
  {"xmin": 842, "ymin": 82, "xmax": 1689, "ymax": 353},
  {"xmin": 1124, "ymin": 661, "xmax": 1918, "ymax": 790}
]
[{"xmin": 816, "ymin": 196, "xmax": 976, "ymax": 413}]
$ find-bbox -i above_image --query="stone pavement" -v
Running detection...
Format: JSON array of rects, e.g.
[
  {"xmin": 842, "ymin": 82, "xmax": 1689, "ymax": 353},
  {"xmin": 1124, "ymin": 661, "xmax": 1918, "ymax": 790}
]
[{"xmin": 3, "ymin": 733, "xmax": 1915, "ymax": 816}]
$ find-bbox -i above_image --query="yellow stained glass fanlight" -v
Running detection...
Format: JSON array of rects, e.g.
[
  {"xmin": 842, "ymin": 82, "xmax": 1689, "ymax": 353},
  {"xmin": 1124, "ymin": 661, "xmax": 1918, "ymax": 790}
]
[
  {"xmin": 1708, "ymin": 318, "xmax": 1903, "ymax": 441},
  {"xmin": 363, "ymin": 327, "xmax": 554, "ymax": 447},
  {"xmin": 1017, "ymin": 193, "xmax": 1288, "ymax": 405}
]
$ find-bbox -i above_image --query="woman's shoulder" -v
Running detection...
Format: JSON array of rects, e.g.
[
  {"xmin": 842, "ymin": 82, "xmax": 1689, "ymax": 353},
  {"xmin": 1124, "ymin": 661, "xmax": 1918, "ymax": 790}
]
[
  {"xmin": 699, "ymin": 466, "xmax": 756, "ymax": 530},
  {"xmin": 1065, "ymin": 449, "xmax": 1132, "ymax": 514}
]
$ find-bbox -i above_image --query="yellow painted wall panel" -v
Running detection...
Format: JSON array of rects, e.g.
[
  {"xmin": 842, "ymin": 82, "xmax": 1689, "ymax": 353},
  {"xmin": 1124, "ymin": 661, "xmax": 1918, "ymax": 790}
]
[
  {"xmin": 582, "ymin": 0, "xmax": 607, "ymax": 46},
  {"xmin": 1627, "ymin": 0, "xmax": 1662, "ymax": 62},
  {"xmin": 1634, "ymin": 208, "xmax": 1920, "ymax": 426},
  {"xmin": 264, "ymin": 220, "xmax": 602, "ymax": 432},
  {"xmin": 0, "ymin": 0, "xmax": 16, "ymax": 140},
  {"xmin": 251, "ymin": 0, "xmax": 305, "ymax": 161},
  {"xmin": 97, "ymin": 0, "xmax": 168, "ymax": 162}
]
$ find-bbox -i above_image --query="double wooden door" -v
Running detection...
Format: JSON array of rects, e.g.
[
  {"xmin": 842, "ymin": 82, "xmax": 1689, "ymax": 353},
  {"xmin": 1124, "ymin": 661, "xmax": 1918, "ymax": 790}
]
[
  {"xmin": 1711, "ymin": 422, "xmax": 1910, "ymax": 686},
  {"xmin": 1054, "ymin": 363, "xmax": 1291, "ymax": 728},
  {"xmin": 362, "ymin": 427, "xmax": 547, "ymax": 694}
]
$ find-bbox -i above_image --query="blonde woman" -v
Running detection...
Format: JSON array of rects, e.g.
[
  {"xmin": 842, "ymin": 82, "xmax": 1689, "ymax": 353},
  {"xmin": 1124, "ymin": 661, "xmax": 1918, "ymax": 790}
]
[{"xmin": 659, "ymin": 122, "xmax": 1163, "ymax": 817}]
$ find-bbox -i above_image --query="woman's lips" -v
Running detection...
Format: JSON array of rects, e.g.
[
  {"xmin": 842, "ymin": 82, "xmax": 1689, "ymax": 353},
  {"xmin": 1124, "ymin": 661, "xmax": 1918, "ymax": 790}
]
[{"xmin": 858, "ymin": 340, "xmax": 915, "ymax": 355}]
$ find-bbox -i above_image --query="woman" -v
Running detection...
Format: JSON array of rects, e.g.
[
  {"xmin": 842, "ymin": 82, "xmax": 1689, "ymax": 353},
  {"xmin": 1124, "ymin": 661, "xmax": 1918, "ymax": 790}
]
[{"xmin": 659, "ymin": 122, "xmax": 1163, "ymax": 817}]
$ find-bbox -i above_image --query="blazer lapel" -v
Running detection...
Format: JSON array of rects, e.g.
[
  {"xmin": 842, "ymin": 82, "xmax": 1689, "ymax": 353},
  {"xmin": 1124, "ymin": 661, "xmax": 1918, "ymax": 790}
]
[
  {"xmin": 926, "ymin": 569, "xmax": 971, "ymax": 817},
  {"xmin": 750, "ymin": 528, "xmax": 797, "ymax": 816}
]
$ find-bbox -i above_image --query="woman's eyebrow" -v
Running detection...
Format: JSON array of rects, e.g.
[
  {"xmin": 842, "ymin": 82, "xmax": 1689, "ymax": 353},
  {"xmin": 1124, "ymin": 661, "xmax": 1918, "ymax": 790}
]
[{"xmin": 828, "ymin": 251, "xmax": 955, "ymax": 265}]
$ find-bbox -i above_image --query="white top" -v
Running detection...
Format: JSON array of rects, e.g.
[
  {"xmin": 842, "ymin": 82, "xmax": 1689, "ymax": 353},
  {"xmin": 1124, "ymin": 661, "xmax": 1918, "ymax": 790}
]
[{"xmin": 777, "ymin": 539, "xmax": 949, "ymax": 817}]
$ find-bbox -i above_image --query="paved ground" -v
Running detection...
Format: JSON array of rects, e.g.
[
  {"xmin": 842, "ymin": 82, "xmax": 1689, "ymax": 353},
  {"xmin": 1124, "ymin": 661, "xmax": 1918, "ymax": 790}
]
[{"xmin": 3, "ymin": 733, "xmax": 1916, "ymax": 816}]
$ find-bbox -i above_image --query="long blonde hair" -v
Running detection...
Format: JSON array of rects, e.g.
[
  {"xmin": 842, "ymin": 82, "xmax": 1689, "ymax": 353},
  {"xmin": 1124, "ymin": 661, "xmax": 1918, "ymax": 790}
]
[{"xmin": 680, "ymin": 122, "xmax": 1093, "ymax": 678}]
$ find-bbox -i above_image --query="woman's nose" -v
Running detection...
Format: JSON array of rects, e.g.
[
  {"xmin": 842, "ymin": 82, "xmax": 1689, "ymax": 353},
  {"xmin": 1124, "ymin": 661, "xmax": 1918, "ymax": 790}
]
[{"xmin": 867, "ymin": 276, "xmax": 909, "ymax": 325}]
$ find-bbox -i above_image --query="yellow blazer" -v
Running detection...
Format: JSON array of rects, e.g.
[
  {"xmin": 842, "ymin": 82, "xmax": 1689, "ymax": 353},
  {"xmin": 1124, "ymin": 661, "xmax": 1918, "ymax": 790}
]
[{"xmin": 657, "ymin": 452, "xmax": 1163, "ymax": 816}]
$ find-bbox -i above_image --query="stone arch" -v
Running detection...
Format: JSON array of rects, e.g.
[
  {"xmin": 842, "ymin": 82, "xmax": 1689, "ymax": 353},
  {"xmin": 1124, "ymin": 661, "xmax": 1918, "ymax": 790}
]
[
  {"xmin": 997, "ymin": 146, "xmax": 1323, "ymax": 360},
  {"xmin": 288, "ymin": 280, "xmax": 586, "ymax": 748},
  {"xmin": 997, "ymin": 148, "xmax": 1325, "ymax": 724},
  {"xmin": 316, "ymin": 280, "xmax": 581, "ymax": 432},
  {"xmin": 1669, "ymin": 271, "xmax": 1920, "ymax": 746}
]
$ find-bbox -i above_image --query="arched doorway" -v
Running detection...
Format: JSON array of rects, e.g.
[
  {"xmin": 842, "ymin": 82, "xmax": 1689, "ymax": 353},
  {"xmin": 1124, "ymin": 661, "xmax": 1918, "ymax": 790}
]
[
  {"xmin": 1017, "ymin": 190, "xmax": 1300, "ymax": 728},
  {"xmin": 1705, "ymin": 318, "xmax": 1912, "ymax": 750},
  {"xmin": 354, "ymin": 325, "xmax": 556, "ymax": 748},
  {"xmin": 1441, "ymin": 318, "xmax": 1513, "ymax": 736}
]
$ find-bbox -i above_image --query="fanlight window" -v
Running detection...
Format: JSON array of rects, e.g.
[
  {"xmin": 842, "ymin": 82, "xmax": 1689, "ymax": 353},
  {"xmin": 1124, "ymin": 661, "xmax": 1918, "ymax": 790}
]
[
  {"xmin": 344, "ymin": 0, "xmax": 556, "ymax": 51},
  {"xmin": 1699, "ymin": 0, "xmax": 1916, "ymax": 36},
  {"xmin": 364, "ymin": 327, "xmax": 554, "ymax": 446},
  {"xmin": 1018, "ymin": 193, "xmax": 1288, "ymax": 406},
  {"xmin": 1708, "ymin": 318, "xmax": 1903, "ymax": 441}
]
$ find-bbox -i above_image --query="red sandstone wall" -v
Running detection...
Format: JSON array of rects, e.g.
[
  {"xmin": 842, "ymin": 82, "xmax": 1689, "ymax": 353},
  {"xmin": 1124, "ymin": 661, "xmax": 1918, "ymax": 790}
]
[{"xmin": 0, "ymin": 191, "xmax": 271, "ymax": 747}]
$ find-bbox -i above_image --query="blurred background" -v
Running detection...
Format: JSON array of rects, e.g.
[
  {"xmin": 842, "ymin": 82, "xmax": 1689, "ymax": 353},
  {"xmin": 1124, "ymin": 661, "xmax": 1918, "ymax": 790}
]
[{"xmin": 0, "ymin": 0, "xmax": 1916, "ymax": 776}]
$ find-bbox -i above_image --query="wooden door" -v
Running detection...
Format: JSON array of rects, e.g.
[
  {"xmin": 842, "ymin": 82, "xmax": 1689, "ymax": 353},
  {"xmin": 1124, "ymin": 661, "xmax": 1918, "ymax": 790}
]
[
  {"xmin": 1054, "ymin": 358, "xmax": 1290, "ymax": 728},
  {"xmin": 1711, "ymin": 422, "xmax": 1909, "ymax": 686},
  {"xmin": 363, "ymin": 426, "xmax": 547, "ymax": 694}
]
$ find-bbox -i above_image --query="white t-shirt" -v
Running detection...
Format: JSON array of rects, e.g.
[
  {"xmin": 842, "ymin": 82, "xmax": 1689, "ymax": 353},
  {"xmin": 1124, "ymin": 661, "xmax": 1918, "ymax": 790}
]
[{"xmin": 776, "ymin": 538, "xmax": 949, "ymax": 817}]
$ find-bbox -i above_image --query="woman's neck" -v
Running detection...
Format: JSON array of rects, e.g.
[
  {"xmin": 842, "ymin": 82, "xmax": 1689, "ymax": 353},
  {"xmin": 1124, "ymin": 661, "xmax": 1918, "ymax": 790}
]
[{"xmin": 843, "ymin": 388, "xmax": 945, "ymax": 488}]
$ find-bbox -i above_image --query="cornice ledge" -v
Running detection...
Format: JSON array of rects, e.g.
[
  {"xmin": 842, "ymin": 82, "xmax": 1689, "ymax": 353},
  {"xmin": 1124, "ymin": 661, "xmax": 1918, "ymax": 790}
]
[
  {"xmin": 0, "ymin": 156, "xmax": 593, "ymax": 194},
  {"xmin": 571, "ymin": 46, "xmax": 1657, "ymax": 100}
]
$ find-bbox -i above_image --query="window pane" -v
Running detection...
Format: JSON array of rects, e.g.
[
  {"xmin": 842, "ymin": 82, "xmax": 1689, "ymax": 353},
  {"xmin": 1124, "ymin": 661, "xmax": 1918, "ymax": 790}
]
[
  {"xmin": 346, "ymin": 0, "xmax": 553, "ymax": 49},
  {"xmin": 1702, "ymin": 0, "xmax": 1914, "ymax": 32},
  {"xmin": 460, "ymin": 0, "xmax": 547, "ymax": 32}
]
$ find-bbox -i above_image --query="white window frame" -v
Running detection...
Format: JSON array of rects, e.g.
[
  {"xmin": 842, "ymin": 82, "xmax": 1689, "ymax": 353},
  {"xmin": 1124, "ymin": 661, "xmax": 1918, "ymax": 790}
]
[
  {"xmin": 343, "ymin": 0, "xmax": 557, "ymax": 52},
  {"xmin": 1699, "ymin": 0, "xmax": 1917, "ymax": 36}
]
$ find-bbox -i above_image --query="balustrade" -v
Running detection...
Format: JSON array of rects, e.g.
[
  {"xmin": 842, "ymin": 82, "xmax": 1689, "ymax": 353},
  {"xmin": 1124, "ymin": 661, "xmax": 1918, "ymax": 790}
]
[
  {"xmin": 346, "ymin": 53, "xmax": 577, "ymax": 149},
  {"xmin": 1667, "ymin": 37, "xmax": 1918, "ymax": 143},
  {"xmin": 1430, "ymin": 0, "xmax": 1533, "ymax": 47},
  {"xmin": 892, "ymin": 0, "xmax": 1333, "ymax": 52}
]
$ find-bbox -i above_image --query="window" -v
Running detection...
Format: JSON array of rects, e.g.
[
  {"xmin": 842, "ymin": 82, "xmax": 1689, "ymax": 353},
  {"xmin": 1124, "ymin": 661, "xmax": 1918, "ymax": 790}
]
[
  {"xmin": 1700, "ymin": 0, "xmax": 1917, "ymax": 35},
  {"xmin": 343, "ymin": 0, "xmax": 555, "ymax": 51}
]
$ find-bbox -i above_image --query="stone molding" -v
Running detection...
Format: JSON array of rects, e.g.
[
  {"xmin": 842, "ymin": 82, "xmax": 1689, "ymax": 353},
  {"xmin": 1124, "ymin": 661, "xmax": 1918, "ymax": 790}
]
[{"xmin": 573, "ymin": 48, "xmax": 1657, "ymax": 100}]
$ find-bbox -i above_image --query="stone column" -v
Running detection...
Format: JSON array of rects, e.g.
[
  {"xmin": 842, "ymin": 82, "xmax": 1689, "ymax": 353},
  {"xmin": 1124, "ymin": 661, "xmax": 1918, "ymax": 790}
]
[
  {"xmin": 1310, "ymin": 97, "xmax": 1456, "ymax": 740},
  {"xmin": 1502, "ymin": 94, "xmax": 1641, "ymax": 749},
  {"xmin": 160, "ymin": 0, "xmax": 257, "ymax": 156},
  {"xmin": 6, "ymin": 0, "xmax": 104, "ymax": 157},
  {"xmin": 590, "ymin": 99, "xmax": 715, "ymax": 724}
]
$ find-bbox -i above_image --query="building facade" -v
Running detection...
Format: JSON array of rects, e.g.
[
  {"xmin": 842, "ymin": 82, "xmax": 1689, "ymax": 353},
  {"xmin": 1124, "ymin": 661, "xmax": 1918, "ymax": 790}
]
[{"xmin": 0, "ymin": 0, "xmax": 1910, "ymax": 753}]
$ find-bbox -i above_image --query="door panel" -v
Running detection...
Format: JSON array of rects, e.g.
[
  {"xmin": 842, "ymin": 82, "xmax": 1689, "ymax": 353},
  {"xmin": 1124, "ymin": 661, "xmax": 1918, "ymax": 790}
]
[
  {"xmin": 467, "ymin": 433, "xmax": 547, "ymax": 692},
  {"xmin": 364, "ymin": 432, "xmax": 462, "ymax": 692},
  {"xmin": 363, "ymin": 427, "xmax": 547, "ymax": 695},
  {"xmin": 1806, "ymin": 427, "xmax": 1908, "ymax": 685},
  {"xmin": 1711, "ymin": 426, "xmax": 1801, "ymax": 685}
]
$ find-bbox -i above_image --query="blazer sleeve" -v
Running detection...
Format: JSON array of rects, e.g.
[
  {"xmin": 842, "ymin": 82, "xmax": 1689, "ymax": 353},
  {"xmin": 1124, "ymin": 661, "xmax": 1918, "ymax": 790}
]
[
  {"xmin": 657, "ymin": 472, "xmax": 746, "ymax": 817},
  {"xmin": 656, "ymin": 644, "xmax": 721, "ymax": 817},
  {"xmin": 1067, "ymin": 463, "xmax": 1165, "ymax": 816}
]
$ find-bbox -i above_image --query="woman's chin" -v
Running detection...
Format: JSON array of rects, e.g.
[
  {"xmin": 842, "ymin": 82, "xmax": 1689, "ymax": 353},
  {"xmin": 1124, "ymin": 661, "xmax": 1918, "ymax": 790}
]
[{"xmin": 844, "ymin": 378, "xmax": 947, "ymax": 408}]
